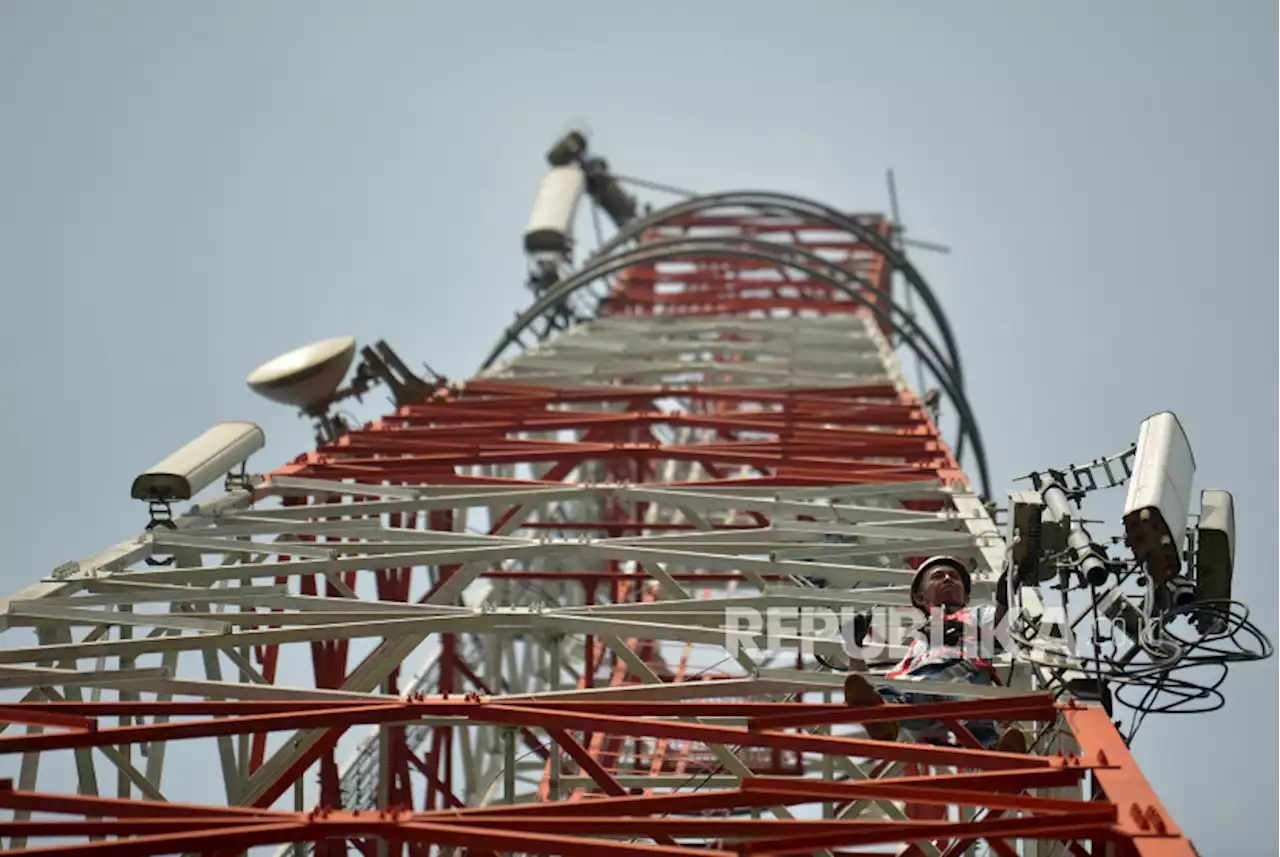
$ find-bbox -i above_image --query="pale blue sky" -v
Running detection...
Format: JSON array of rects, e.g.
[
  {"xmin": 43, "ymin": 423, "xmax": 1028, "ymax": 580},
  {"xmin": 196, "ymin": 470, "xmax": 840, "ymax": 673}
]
[{"xmin": 0, "ymin": 1, "xmax": 1275, "ymax": 852}]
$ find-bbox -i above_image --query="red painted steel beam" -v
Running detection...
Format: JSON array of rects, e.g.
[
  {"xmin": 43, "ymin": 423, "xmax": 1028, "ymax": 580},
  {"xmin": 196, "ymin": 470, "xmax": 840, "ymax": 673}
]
[
  {"xmin": 469, "ymin": 704, "xmax": 1055, "ymax": 772},
  {"xmin": 740, "ymin": 813, "xmax": 1117, "ymax": 856},
  {"xmin": 1063, "ymin": 705, "xmax": 1199, "ymax": 856},
  {"xmin": 0, "ymin": 780, "xmax": 279, "ymax": 818},
  {"xmin": 743, "ymin": 778, "xmax": 1112, "ymax": 818},
  {"xmin": 746, "ymin": 693, "xmax": 1059, "ymax": 730},
  {"xmin": 338, "ymin": 410, "xmax": 930, "ymax": 439},
  {"xmin": 0, "ymin": 702, "xmax": 410, "ymax": 753},
  {"xmin": 0, "ymin": 818, "xmax": 284, "ymax": 836},
  {"xmin": 4, "ymin": 696, "xmax": 1072, "ymax": 721},
  {"xmin": 743, "ymin": 768, "xmax": 1085, "ymax": 797},
  {"xmin": 0, "ymin": 707, "xmax": 97, "ymax": 731},
  {"xmin": 0, "ymin": 823, "xmax": 310, "ymax": 857},
  {"xmin": 0, "ymin": 808, "xmax": 1118, "ymax": 857},
  {"xmin": 0, "ymin": 776, "xmax": 1124, "ymax": 855}
]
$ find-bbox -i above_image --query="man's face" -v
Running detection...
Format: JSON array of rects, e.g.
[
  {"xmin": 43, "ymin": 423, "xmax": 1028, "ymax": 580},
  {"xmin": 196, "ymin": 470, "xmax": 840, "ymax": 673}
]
[{"xmin": 917, "ymin": 563, "xmax": 967, "ymax": 608}]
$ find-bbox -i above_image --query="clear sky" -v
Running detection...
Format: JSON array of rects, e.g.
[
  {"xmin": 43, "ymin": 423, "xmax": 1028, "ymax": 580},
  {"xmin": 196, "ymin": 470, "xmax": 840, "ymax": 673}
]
[{"xmin": 0, "ymin": 1, "xmax": 1275, "ymax": 853}]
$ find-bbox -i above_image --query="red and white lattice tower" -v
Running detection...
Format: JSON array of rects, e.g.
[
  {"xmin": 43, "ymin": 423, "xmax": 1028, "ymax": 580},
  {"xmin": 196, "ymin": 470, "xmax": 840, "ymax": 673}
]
[{"xmin": 0, "ymin": 135, "xmax": 1205, "ymax": 857}]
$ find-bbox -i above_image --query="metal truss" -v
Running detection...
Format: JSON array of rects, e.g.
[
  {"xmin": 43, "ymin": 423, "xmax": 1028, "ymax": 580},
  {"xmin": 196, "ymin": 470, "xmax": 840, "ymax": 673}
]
[{"xmin": 0, "ymin": 201, "xmax": 1197, "ymax": 856}]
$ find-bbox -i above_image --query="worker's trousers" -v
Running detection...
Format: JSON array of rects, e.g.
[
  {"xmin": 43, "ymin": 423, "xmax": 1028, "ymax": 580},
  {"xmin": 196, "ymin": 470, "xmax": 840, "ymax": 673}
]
[{"xmin": 874, "ymin": 661, "xmax": 1000, "ymax": 748}]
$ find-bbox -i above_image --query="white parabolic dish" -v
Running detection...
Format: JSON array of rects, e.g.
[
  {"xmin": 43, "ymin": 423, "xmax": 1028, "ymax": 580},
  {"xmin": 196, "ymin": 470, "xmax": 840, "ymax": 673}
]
[{"xmin": 246, "ymin": 335, "xmax": 357, "ymax": 410}]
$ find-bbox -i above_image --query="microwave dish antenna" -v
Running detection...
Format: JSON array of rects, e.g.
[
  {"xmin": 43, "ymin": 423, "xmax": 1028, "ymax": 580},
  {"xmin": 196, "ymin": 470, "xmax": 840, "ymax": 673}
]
[
  {"xmin": 246, "ymin": 335, "xmax": 436, "ymax": 445},
  {"xmin": 246, "ymin": 335, "xmax": 357, "ymax": 412}
]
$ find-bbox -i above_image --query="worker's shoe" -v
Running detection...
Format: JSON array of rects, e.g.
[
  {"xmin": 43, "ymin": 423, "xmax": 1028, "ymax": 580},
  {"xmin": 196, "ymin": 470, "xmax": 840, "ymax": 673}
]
[
  {"xmin": 994, "ymin": 727, "xmax": 1027, "ymax": 754},
  {"xmin": 843, "ymin": 673, "xmax": 899, "ymax": 742}
]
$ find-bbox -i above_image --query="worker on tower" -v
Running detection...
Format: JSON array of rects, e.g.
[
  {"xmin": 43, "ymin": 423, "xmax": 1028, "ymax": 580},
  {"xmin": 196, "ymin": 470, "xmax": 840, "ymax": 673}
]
[{"xmin": 843, "ymin": 555, "xmax": 1028, "ymax": 753}]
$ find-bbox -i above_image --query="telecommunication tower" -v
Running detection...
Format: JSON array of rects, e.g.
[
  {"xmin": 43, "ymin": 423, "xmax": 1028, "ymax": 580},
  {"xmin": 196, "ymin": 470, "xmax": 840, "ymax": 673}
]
[{"xmin": 0, "ymin": 130, "xmax": 1269, "ymax": 857}]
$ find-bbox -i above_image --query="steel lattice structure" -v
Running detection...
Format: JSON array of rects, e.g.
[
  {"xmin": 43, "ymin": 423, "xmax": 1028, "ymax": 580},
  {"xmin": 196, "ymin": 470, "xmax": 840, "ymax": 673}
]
[{"xmin": 0, "ymin": 144, "xmax": 1205, "ymax": 857}]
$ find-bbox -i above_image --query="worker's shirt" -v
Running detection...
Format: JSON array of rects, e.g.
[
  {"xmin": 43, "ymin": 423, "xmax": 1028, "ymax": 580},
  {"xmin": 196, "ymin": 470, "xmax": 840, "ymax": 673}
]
[{"xmin": 885, "ymin": 605, "xmax": 998, "ymax": 680}]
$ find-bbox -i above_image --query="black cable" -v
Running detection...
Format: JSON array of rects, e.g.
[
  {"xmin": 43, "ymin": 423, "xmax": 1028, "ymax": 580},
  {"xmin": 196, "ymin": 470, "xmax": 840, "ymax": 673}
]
[
  {"xmin": 598, "ymin": 189, "xmax": 975, "ymax": 468},
  {"xmin": 595, "ymin": 191, "xmax": 970, "ymax": 393},
  {"xmin": 1008, "ymin": 584, "xmax": 1271, "ymax": 745},
  {"xmin": 497, "ymin": 236, "xmax": 962, "ymax": 388},
  {"xmin": 795, "ymin": 543, "xmax": 1268, "ymax": 747},
  {"xmin": 814, "ymin": 653, "xmax": 844, "ymax": 672},
  {"xmin": 481, "ymin": 237, "xmax": 992, "ymax": 499},
  {"xmin": 495, "ymin": 213, "xmax": 967, "ymax": 404},
  {"xmin": 485, "ymin": 190, "xmax": 988, "ymax": 493},
  {"xmin": 491, "ymin": 237, "xmax": 967, "ymax": 480}
]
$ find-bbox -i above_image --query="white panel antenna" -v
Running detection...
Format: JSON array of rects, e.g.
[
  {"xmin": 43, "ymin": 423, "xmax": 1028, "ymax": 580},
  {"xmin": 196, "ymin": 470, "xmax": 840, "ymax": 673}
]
[
  {"xmin": 131, "ymin": 421, "xmax": 265, "ymax": 502},
  {"xmin": 1122, "ymin": 411, "xmax": 1195, "ymax": 583},
  {"xmin": 524, "ymin": 165, "xmax": 587, "ymax": 255}
]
